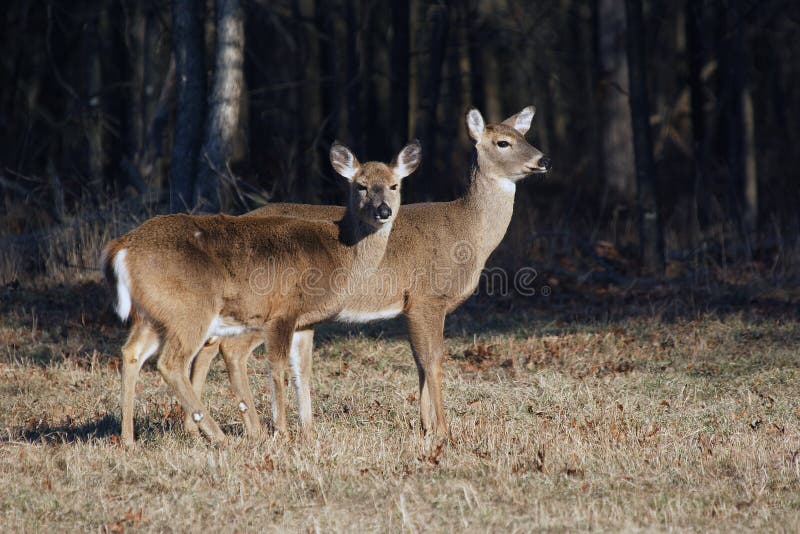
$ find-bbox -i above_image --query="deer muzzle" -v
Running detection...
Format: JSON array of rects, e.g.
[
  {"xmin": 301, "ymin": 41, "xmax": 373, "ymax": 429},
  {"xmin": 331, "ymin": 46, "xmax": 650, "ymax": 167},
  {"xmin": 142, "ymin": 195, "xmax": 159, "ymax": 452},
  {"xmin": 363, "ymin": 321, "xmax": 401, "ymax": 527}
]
[{"xmin": 375, "ymin": 202, "xmax": 392, "ymax": 221}]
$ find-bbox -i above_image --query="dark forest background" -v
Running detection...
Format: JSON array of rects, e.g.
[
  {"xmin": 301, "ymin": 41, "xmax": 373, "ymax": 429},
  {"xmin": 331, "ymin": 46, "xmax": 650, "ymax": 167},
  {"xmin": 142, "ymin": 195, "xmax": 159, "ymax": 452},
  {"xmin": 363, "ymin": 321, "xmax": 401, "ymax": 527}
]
[{"xmin": 1, "ymin": 0, "xmax": 799, "ymax": 288}]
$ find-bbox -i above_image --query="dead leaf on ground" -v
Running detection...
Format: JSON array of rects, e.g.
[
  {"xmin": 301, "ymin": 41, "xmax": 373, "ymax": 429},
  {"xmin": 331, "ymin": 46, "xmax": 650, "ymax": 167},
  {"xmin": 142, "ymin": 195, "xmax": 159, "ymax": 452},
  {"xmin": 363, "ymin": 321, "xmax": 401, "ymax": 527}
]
[{"xmin": 419, "ymin": 443, "xmax": 445, "ymax": 467}]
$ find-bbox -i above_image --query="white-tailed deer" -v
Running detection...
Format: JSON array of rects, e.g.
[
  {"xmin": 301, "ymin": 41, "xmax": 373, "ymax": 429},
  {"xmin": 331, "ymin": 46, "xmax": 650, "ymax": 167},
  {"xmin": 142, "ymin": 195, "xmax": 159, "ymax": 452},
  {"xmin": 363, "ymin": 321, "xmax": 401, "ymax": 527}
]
[
  {"xmin": 102, "ymin": 141, "xmax": 421, "ymax": 445},
  {"xmin": 189, "ymin": 106, "xmax": 549, "ymax": 439}
]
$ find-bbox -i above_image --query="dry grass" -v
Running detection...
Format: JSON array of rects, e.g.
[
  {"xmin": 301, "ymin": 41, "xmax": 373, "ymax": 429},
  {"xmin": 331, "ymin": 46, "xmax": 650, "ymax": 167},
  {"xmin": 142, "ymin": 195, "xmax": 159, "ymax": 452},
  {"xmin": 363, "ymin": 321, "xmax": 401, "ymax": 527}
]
[
  {"xmin": 0, "ymin": 201, "xmax": 151, "ymax": 286},
  {"xmin": 1, "ymin": 278, "xmax": 800, "ymax": 532}
]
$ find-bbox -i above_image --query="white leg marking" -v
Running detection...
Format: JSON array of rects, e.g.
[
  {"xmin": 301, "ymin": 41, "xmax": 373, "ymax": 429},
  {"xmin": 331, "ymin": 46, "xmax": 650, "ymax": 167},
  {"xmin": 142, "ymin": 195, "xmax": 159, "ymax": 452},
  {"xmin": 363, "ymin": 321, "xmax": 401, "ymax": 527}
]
[
  {"xmin": 297, "ymin": 383, "xmax": 311, "ymax": 428},
  {"xmin": 192, "ymin": 412, "xmax": 204, "ymax": 423},
  {"xmin": 238, "ymin": 401, "xmax": 248, "ymax": 412},
  {"xmin": 127, "ymin": 335, "xmax": 159, "ymax": 368},
  {"xmin": 269, "ymin": 374, "xmax": 279, "ymax": 424},
  {"xmin": 289, "ymin": 334, "xmax": 303, "ymax": 400},
  {"xmin": 290, "ymin": 332, "xmax": 312, "ymax": 428},
  {"xmin": 137, "ymin": 338, "xmax": 160, "ymax": 371}
]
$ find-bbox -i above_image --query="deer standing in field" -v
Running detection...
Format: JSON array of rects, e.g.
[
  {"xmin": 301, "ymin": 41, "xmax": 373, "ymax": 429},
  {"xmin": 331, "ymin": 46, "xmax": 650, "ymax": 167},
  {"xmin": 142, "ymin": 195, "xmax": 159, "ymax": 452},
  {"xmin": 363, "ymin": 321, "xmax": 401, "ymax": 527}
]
[
  {"xmin": 102, "ymin": 141, "xmax": 421, "ymax": 445},
  {"xmin": 187, "ymin": 106, "xmax": 549, "ymax": 440}
]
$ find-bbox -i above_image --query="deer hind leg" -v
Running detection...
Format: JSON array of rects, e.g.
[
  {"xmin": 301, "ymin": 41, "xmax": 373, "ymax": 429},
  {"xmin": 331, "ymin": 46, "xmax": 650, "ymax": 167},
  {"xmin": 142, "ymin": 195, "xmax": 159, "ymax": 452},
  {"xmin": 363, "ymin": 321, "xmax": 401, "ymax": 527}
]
[
  {"xmin": 219, "ymin": 333, "xmax": 264, "ymax": 438},
  {"xmin": 120, "ymin": 319, "xmax": 160, "ymax": 447},
  {"xmin": 289, "ymin": 329, "xmax": 315, "ymax": 438},
  {"xmin": 184, "ymin": 337, "xmax": 220, "ymax": 436},
  {"xmin": 157, "ymin": 332, "xmax": 226, "ymax": 444},
  {"xmin": 406, "ymin": 303, "xmax": 449, "ymax": 439},
  {"xmin": 264, "ymin": 319, "xmax": 295, "ymax": 435}
]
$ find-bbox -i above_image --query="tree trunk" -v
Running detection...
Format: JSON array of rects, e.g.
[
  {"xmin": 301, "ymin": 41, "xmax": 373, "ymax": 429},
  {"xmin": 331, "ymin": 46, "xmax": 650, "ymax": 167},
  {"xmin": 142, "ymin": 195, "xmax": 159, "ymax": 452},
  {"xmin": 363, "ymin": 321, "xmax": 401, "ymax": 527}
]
[
  {"xmin": 125, "ymin": 0, "xmax": 172, "ymax": 196},
  {"xmin": 123, "ymin": 59, "xmax": 176, "ymax": 198},
  {"xmin": 290, "ymin": 0, "xmax": 311, "ymax": 202},
  {"xmin": 412, "ymin": 2, "xmax": 450, "ymax": 202},
  {"xmin": 315, "ymin": 0, "xmax": 339, "ymax": 204},
  {"xmin": 440, "ymin": 8, "xmax": 464, "ymax": 198},
  {"xmin": 589, "ymin": 0, "xmax": 605, "ymax": 190},
  {"xmin": 686, "ymin": 0, "xmax": 710, "ymax": 247},
  {"xmin": 598, "ymin": 0, "xmax": 636, "ymax": 200},
  {"xmin": 194, "ymin": 0, "xmax": 245, "ymax": 212},
  {"xmin": 390, "ymin": 0, "xmax": 411, "ymax": 153},
  {"xmin": 624, "ymin": 0, "xmax": 664, "ymax": 275},
  {"xmin": 465, "ymin": 0, "xmax": 486, "ymax": 114},
  {"xmin": 345, "ymin": 1, "xmax": 362, "ymax": 155},
  {"xmin": 84, "ymin": 7, "xmax": 106, "ymax": 202},
  {"xmin": 363, "ymin": 2, "xmax": 384, "ymax": 161},
  {"xmin": 743, "ymin": 88, "xmax": 757, "ymax": 237},
  {"xmin": 171, "ymin": 0, "xmax": 206, "ymax": 212},
  {"xmin": 732, "ymin": 0, "xmax": 757, "ymax": 240},
  {"xmin": 128, "ymin": 0, "xmax": 146, "ymax": 170},
  {"xmin": 717, "ymin": 0, "xmax": 756, "ymax": 246},
  {"xmin": 145, "ymin": 60, "xmax": 176, "ymax": 190}
]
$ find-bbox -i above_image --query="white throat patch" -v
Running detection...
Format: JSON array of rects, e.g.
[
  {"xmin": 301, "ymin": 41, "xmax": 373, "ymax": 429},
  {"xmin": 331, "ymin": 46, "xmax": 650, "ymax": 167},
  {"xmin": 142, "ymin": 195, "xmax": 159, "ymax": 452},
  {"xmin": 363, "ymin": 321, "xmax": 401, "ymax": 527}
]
[{"xmin": 499, "ymin": 179, "xmax": 516, "ymax": 194}]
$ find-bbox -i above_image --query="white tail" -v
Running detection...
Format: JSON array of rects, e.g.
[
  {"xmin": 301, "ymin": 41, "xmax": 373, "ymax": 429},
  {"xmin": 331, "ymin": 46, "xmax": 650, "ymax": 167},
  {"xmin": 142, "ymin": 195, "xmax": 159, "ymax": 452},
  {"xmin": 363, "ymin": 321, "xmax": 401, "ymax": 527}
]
[{"xmin": 111, "ymin": 249, "xmax": 132, "ymax": 321}]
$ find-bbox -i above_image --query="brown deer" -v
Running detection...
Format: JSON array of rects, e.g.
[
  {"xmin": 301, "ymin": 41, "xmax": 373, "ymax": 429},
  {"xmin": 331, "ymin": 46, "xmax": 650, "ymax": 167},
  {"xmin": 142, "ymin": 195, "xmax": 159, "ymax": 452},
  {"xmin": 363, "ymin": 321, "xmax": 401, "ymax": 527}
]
[
  {"xmin": 102, "ymin": 140, "xmax": 422, "ymax": 445},
  {"xmin": 188, "ymin": 106, "xmax": 549, "ymax": 439}
]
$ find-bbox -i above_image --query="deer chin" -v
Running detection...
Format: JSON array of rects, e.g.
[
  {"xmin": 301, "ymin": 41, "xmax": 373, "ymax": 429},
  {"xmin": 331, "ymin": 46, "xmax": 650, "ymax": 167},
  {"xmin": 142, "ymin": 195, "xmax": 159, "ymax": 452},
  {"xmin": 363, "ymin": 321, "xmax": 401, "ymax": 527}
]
[
  {"xmin": 526, "ymin": 166, "xmax": 548, "ymax": 175},
  {"xmin": 361, "ymin": 216, "xmax": 393, "ymax": 233}
]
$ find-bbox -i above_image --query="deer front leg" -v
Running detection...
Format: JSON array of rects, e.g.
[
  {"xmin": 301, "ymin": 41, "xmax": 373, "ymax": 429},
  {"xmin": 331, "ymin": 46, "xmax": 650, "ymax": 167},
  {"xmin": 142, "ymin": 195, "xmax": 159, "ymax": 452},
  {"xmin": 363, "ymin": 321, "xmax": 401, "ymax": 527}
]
[
  {"xmin": 289, "ymin": 329, "xmax": 315, "ymax": 437},
  {"xmin": 406, "ymin": 303, "xmax": 449, "ymax": 439},
  {"xmin": 264, "ymin": 319, "xmax": 296, "ymax": 435}
]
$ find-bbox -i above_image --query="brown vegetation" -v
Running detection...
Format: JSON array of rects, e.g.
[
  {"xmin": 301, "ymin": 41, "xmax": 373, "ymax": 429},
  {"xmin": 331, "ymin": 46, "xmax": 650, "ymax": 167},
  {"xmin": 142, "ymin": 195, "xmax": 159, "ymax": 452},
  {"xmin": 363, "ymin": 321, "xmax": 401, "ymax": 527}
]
[{"xmin": 1, "ymin": 272, "xmax": 799, "ymax": 530}]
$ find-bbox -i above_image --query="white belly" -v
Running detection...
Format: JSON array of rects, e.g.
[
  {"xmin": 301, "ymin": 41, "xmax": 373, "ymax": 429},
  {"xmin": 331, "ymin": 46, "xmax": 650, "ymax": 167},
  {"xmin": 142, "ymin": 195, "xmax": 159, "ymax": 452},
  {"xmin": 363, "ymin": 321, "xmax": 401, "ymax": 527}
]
[
  {"xmin": 336, "ymin": 305, "xmax": 403, "ymax": 324},
  {"xmin": 207, "ymin": 315, "xmax": 249, "ymax": 337}
]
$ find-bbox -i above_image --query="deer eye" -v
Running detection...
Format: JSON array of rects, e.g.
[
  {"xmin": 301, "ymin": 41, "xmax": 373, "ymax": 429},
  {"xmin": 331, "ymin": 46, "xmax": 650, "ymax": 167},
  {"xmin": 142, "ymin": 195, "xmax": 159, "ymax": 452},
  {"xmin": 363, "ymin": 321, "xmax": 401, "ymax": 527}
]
[
  {"xmin": 390, "ymin": 184, "xmax": 398, "ymax": 191},
  {"xmin": 496, "ymin": 140, "xmax": 511, "ymax": 148},
  {"xmin": 357, "ymin": 184, "xmax": 368, "ymax": 192}
]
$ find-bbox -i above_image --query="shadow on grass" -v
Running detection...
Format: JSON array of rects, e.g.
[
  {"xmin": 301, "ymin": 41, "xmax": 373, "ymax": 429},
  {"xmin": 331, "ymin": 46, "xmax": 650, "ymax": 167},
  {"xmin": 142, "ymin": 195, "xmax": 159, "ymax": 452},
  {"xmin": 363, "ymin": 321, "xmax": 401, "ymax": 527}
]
[
  {"xmin": 2, "ymin": 278, "xmax": 798, "ymax": 370},
  {"xmin": 3, "ymin": 414, "xmax": 120, "ymax": 444},
  {"xmin": 2, "ymin": 413, "xmax": 252, "ymax": 445}
]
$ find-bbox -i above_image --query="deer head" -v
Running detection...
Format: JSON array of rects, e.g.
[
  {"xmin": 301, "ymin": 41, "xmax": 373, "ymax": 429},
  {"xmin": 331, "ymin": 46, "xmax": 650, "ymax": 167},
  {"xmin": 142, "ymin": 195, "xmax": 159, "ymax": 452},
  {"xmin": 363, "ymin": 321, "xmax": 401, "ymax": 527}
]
[
  {"xmin": 466, "ymin": 106, "xmax": 550, "ymax": 183},
  {"xmin": 330, "ymin": 140, "xmax": 422, "ymax": 230}
]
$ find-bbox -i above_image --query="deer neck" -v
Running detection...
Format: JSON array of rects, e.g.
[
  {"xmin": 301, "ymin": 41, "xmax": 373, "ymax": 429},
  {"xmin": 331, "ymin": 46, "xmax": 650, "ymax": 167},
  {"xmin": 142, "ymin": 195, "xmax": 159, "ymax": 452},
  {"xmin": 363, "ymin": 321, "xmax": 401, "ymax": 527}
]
[
  {"xmin": 339, "ymin": 208, "xmax": 392, "ymax": 274},
  {"xmin": 462, "ymin": 163, "xmax": 517, "ymax": 260}
]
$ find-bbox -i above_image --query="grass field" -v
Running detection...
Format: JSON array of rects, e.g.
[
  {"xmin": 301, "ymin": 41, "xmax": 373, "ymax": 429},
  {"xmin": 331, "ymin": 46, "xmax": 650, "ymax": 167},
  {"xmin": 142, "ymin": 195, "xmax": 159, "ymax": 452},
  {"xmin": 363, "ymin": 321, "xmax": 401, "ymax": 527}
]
[{"xmin": 1, "ymin": 278, "xmax": 799, "ymax": 532}]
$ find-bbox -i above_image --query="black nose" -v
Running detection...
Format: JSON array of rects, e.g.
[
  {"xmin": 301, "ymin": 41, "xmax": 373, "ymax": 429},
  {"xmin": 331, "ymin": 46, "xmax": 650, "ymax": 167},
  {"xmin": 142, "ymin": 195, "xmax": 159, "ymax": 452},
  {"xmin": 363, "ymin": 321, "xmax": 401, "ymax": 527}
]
[
  {"xmin": 376, "ymin": 203, "xmax": 392, "ymax": 220},
  {"xmin": 540, "ymin": 157, "xmax": 552, "ymax": 171}
]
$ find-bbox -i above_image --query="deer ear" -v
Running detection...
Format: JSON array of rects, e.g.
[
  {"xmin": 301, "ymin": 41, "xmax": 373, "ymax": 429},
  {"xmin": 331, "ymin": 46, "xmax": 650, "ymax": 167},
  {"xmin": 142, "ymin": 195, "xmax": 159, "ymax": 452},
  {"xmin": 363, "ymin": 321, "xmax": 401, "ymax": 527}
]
[
  {"xmin": 466, "ymin": 108, "xmax": 485, "ymax": 142},
  {"xmin": 330, "ymin": 141, "xmax": 360, "ymax": 181},
  {"xmin": 502, "ymin": 105, "xmax": 536, "ymax": 135},
  {"xmin": 392, "ymin": 139, "xmax": 422, "ymax": 179}
]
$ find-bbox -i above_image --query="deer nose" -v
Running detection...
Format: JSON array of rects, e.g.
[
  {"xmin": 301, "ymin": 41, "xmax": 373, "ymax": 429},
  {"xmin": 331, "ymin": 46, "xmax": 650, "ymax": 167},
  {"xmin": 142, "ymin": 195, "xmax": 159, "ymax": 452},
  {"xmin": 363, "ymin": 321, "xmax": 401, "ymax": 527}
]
[
  {"xmin": 376, "ymin": 203, "xmax": 392, "ymax": 220},
  {"xmin": 539, "ymin": 157, "xmax": 552, "ymax": 171}
]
